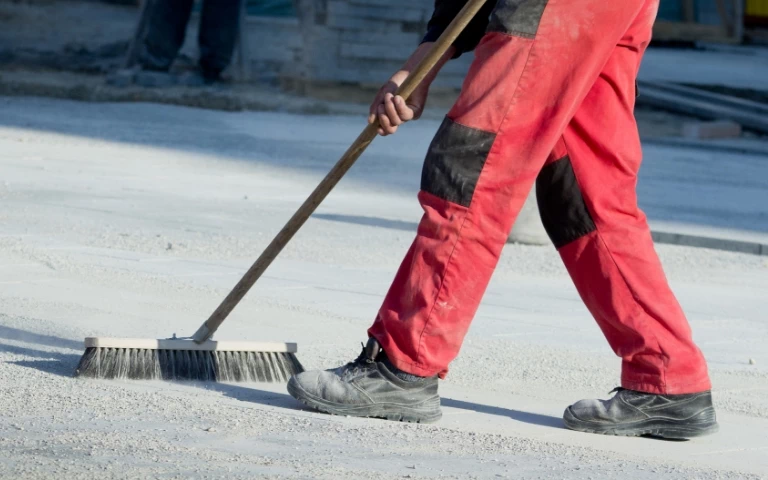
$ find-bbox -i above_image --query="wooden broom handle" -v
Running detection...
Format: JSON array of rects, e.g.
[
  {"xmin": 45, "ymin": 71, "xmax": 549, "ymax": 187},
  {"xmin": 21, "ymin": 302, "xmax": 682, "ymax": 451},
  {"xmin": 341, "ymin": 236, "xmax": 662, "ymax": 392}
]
[{"xmin": 192, "ymin": 0, "xmax": 489, "ymax": 343}]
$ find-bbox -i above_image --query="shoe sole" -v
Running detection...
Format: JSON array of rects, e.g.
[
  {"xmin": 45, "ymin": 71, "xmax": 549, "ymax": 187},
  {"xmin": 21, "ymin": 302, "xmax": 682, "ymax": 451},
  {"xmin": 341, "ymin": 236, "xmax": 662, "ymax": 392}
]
[
  {"xmin": 563, "ymin": 406, "xmax": 719, "ymax": 440},
  {"xmin": 287, "ymin": 377, "xmax": 442, "ymax": 424}
]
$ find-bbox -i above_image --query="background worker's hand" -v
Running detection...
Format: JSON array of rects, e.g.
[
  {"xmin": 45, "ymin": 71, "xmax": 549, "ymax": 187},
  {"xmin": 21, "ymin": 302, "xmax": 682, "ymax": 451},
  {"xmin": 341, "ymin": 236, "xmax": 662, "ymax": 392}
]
[{"xmin": 368, "ymin": 43, "xmax": 455, "ymax": 137}]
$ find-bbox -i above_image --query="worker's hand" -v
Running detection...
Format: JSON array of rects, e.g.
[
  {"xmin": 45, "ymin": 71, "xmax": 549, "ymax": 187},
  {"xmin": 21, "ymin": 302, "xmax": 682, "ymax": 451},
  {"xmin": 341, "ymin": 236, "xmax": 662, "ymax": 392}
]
[
  {"xmin": 368, "ymin": 70, "xmax": 428, "ymax": 136},
  {"xmin": 368, "ymin": 43, "xmax": 455, "ymax": 136}
]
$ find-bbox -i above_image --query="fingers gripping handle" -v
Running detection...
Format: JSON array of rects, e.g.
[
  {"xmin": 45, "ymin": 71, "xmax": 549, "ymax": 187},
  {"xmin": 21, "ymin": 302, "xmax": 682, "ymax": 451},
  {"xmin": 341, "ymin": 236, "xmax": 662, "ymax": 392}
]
[{"xmin": 192, "ymin": 0, "xmax": 489, "ymax": 344}]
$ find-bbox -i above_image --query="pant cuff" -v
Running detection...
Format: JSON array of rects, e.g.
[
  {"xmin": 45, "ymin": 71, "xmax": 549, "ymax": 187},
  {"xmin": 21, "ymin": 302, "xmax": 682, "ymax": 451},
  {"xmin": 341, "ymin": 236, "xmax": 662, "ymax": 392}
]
[
  {"xmin": 367, "ymin": 329, "xmax": 446, "ymax": 378},
  {"xmin": 622, "ymin": 375, "xmax": 712, "ymax": 395}
]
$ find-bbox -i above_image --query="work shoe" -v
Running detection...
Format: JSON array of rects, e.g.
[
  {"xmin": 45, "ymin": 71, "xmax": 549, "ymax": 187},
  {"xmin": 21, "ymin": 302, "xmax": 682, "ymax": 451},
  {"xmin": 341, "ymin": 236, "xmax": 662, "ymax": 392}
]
[
  {"xmin": 563, "ymin": 388, "xmax": 719, "ymax": 439},
  {"xmin": 287, "ymin": 338, "xmax": 442, "ymax": 423}
]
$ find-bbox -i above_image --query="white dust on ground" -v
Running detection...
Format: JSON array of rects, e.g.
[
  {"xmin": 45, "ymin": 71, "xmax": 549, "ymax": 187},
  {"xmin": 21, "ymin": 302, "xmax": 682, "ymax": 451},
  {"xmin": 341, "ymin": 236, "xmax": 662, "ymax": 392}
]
[{"xmin": 1, "ymin": 97, "xmax": 766, "ymax": 478}]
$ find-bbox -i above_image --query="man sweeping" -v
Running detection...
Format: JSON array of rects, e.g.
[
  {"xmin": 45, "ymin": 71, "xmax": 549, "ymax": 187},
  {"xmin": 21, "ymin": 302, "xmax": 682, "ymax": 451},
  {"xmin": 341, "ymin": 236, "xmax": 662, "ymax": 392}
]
[{"xmin": 287, "ymin": 0, "xmax": 719, "ymax": 439}]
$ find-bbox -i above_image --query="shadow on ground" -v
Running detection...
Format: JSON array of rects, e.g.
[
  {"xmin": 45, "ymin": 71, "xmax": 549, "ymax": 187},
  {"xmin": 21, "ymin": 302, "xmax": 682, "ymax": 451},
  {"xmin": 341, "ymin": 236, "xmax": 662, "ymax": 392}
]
[
  {"xmin": 0, "ymin": 324, "xmax": 83, "ymax": 350},
  {"xmin": 201, "ymin": 382, "xmax": 564, "ymax": 430},
  {"xmin": 196, "ymin": 382, "xmax": 301, "ymax": 410},
  {"xmin": 0, "ymin": 323, "xmax": 83, "ymax": 377},
  {"xmin": 441, "ymin": 398, "xmax": 564, "ymax": 429},
  {"xmin": 0, "ymin": 97, "xmax": 425, "ymax": 195},
  {"xmin": 0, "ymin": 342, "xmax": 81, "ymax": 377},
  {"xmin": 3, "ymin": 97, "xmax": 767, "ymax": 235}
]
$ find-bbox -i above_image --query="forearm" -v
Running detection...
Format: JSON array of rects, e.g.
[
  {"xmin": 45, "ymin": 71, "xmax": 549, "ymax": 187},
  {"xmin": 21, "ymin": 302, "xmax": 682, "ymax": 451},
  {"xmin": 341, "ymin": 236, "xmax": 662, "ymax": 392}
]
[{"xmin": 401, "ymin": 42, "xmax": 456, "ymax": 86}]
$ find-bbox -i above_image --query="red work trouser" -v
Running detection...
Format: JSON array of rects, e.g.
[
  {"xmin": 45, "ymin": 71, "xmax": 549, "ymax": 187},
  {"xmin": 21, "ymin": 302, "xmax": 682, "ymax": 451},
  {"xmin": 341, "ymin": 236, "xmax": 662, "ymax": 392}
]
[{"xmin": 368, "ymin": 0, "xmax": 711, "ymax": 394}]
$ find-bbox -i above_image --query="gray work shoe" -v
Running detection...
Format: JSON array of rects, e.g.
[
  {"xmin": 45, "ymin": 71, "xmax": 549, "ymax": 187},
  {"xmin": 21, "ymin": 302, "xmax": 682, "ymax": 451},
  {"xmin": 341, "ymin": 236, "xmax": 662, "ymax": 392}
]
[
  {"xmin": 563, "ymin": 388, "xmax": 719, "ymax": 439},
  {"xmin": 287, "ymin": 339, "xmax": 442, "ymax": 423}
]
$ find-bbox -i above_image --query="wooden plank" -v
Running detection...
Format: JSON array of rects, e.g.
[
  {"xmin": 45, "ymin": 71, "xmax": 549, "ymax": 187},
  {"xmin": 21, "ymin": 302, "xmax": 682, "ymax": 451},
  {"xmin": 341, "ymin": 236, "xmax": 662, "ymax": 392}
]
[
  {"xmin": 341, "ymin": 42, "xmax": 416, "ymax": 60},
  {"xmin": 326, "ymin": 14, "xmax": 404, "ymax": 32},
  {"xmin": 300, "ymin": 28, "xmax": 343, "ymax": 78},
  {"xmin": 340, "ymin": 30, "xmax": 420, "ymax": 45},
  {"xmin": 328, "ymin": 1, "xmax": 425, "ymax": 22},
  {"xmin": 337, "ymin": 57, "xmax": 401, "ymax": 73},
  {"xmin": 333, "ymin": 67, "xmax": 404, "ymax": 84}
]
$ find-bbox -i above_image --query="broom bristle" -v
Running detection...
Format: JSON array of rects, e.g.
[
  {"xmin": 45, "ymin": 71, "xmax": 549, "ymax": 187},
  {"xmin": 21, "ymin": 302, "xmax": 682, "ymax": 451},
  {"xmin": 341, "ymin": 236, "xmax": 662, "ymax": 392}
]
[{"xmin": 74, "ymin": 347, "xmax": 305, "ymax": 382}]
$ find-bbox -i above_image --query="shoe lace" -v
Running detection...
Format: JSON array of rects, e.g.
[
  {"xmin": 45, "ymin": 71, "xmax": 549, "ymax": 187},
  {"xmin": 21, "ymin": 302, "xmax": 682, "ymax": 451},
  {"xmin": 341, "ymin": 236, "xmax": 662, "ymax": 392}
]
[{"xmin": 338, "ymin": 343, "xmax": 376, "ymax": 379}]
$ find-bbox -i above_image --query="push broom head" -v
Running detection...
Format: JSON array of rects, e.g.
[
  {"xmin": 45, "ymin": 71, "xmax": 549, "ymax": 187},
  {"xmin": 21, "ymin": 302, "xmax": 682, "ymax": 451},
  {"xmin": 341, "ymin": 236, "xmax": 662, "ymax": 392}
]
[{"xmin": 75, "ymin": 337, "xmax": 304, "ymax": 382}]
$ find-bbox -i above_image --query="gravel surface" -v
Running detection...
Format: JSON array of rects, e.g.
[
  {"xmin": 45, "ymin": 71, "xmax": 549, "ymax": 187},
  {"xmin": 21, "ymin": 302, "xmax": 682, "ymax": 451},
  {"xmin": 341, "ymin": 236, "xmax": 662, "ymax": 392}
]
[{"xmin": 1, "ymin": 97, "xmax": 766, "ymax": 478}]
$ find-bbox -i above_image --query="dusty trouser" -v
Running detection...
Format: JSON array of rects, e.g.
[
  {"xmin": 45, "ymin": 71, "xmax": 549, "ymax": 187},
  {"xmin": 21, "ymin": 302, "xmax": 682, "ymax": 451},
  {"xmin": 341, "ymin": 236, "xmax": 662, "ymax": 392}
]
[
  {"xmin": 368, "ymin": 0, "xmax": 711, "ymax": 395},
  {"xmin": 139, "ymin": 0, "xmax": 242, "ymax": 78}
]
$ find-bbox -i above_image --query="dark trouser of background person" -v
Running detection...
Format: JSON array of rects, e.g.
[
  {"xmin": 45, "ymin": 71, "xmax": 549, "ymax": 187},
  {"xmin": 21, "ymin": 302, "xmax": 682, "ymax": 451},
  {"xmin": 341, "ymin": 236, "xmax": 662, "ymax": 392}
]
[{"xmin": 138, "ymin": 0, "xmax": 242, "ymax": 82}]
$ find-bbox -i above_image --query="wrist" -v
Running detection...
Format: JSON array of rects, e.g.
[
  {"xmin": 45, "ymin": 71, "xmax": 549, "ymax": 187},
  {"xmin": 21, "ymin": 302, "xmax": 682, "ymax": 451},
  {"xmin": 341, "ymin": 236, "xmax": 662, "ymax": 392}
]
[{"xmin": 403, "ymin": 42, "xmax": 455, "ymax": 71}]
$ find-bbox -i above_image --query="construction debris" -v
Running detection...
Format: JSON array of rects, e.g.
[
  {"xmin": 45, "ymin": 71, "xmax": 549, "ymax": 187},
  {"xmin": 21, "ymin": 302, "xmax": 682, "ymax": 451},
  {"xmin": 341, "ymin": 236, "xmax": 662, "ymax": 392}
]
[
  {"xmin": 682, "ymin": 120, "xmax": 742, "ymax": 139},
  {"xmin": 637, "ymin": 80, "xmax": 768, "ymax": 135}
]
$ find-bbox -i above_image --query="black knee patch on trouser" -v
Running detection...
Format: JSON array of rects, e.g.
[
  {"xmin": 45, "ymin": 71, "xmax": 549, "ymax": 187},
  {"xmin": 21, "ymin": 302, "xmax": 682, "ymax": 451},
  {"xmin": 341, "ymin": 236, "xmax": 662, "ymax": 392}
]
[
  {"xmin": 536, "ymin": 156, "xmax": 596, "ymax": 248},
  {"xmin": 421, "ymin": 117, "xmax": 496, "ymax": 208},
  {"xmin": 487, "ymin": 0, "xmax": 549, "ymax": 37}
]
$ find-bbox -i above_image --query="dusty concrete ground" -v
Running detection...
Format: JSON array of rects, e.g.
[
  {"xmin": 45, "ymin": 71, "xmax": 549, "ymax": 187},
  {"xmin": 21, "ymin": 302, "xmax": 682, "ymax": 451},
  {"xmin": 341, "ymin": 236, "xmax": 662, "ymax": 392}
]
[{"xmin": 0, "ymin": 97, "xmax": 767, "ymax": 479}]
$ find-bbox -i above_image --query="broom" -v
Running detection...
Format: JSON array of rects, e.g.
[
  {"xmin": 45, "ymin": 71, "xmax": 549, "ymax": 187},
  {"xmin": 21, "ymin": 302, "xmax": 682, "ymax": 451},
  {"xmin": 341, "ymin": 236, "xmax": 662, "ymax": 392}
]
[{"xmin": 74, "ymin": 0, "xmax": 489, "ymax": 383}]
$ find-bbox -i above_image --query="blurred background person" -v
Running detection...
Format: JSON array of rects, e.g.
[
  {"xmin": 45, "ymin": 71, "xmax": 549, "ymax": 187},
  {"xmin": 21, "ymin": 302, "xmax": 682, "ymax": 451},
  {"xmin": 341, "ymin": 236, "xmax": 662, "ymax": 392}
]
[{"xmin": 135, "ymin": 0, "xmax": 243, "ymax": 85}]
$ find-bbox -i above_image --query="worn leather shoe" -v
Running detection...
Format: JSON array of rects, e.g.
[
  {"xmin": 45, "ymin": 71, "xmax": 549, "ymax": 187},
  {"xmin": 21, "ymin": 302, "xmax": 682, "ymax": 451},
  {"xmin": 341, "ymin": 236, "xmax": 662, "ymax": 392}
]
[
  {"xmin": 563, "ymin": 387, "xmax": 719, "ymax": 439},
  {"xmin": 287, "ymin": 338, "xmax": 442, "ymax": 423}
]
